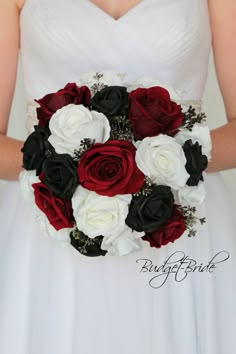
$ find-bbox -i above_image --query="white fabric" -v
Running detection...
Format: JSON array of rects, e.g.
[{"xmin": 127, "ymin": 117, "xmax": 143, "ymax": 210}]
[{"xmin": 0, "ymin": 0, "xmax": 236, "ymax": 353}]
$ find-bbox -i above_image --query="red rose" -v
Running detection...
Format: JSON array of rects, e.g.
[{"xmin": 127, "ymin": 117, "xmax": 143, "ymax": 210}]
[
  {"xmin": 142, "ymin": 206, "xmax": 186, "ymax": 248},
  {"xmin": 78, "ymin": 140, "xmax": 144, "ymax": 196},
  {"xmin": 128, "ymin": 86, "xmax": 183, "ymax": 140},
  {"xmin": 35, "ymin": 83, "xmax": 91, "ymax": 127},
  {"xmin": 32, "ymin": 181, "xmax": 74, "ymax": 230}
]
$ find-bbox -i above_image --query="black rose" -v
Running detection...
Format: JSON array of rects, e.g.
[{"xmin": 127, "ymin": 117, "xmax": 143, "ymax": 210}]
[
  {"xmin": 42, "ymin": 153, "xmax": 78, "ymax": 199},
  {"xmin": 125, "ymin": 185, "xmax": 174, "ymax": 232},
  {"xmin": 183, "ymin": 139, "xmax": 208, "ymax": 186},
  {"xmin": 89, "ymin": 86, "xmax": 129, "ymax": 117},
  {"xmin": 70, "ymin": 229, "xmax": 107, "ymax": 257},
  {"xmin": 21, "ymin": 126, "xmax": 51, "ymax": 175}
]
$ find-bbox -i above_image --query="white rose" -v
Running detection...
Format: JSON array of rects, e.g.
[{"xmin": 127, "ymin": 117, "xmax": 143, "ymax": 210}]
[
  {"xmin": 35, "ymin": 209, "xmax": 72, "ymax": 245},
  {"xmin": 175, "ymin": 124, "xmax": 212, "ymax": 158},
  {"xmin": 135, "ymin": 135, "xmax": 189, "ymax": 190},
  {"xmin": 48, "ymin": 104, "xmax": 110, "ymax": 156},
  {"xmin": 19, "ymin": 170, "xmax": 40, "ymax": 202},
  {"xmin": 101, "ymin": 225, "xmax": 144, "ymax": 256},
  {"xmin": 127, "ymin": 76, "xmax": 182, "ymax": 102},
  {"xmin": 173, "ymin": 182, "xmax": 206, "ymax": 206},
  {"xmin": 72, "ymin": 186, "xmax": 132, "ymax": 238},
  {"xmin": 78, "ymin": 70, "xmax": 126, "ymax": 93}
]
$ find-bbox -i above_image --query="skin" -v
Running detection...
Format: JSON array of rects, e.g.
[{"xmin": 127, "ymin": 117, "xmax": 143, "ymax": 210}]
[{"xmin": 0, "ymin": 0, "xmax": 236, "ymax": 180}]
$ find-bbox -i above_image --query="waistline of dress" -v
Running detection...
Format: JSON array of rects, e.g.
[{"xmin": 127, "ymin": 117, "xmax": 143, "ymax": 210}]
[{"xmin": 25, "ymin": 99, "xmax": 203, "ymax": 135}]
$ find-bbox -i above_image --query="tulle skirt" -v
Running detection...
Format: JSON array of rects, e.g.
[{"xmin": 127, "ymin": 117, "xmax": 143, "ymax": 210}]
[{"xmin": 0, "ymin": 172, "xmax": 235, "ymax": 354}]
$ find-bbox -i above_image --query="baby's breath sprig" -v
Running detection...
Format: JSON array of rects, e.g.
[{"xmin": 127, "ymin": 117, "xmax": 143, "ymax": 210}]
[
  {"xmin": 73, "ymin": 138, "xmax": 95, "ymax": 161},
  {"xmin": 133, "ymin": 176, "xmax": 155, "ymax": 197},
  {"xmin": 70, "ymin": 228, "xmax": 104, "ymax": 256},
  {"xmin": 90, "ymin": 73, "xmax": 107, "ymax": 95},
  {"xmin": 181, "ymin": 106, "xmax": 207, "ymax": 131},
  {"xmin": 109, "ymin": 115, "xmax": 134, "ymax": 141},
  {"xmin": 179, "ymin": 205, "xmax": 206, "ymax": 237}
]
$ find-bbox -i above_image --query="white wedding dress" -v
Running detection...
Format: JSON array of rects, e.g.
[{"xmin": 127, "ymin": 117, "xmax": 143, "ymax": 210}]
[{"xmin": 0, "ymin": 0, "xmax": 236, "ymax": 353}]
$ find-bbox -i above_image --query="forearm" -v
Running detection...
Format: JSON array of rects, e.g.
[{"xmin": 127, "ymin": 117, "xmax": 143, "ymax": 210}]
[
  {"xmin": 0, "ymin": 119, "xmax": 235, "ymax": 179},
  {"xmin": 0, "ymin": 134, "xmax": 24, "ymax": 180},
  {"xmin": 207, "ymin": 119, "xmax": 236, "ymax": 172}
]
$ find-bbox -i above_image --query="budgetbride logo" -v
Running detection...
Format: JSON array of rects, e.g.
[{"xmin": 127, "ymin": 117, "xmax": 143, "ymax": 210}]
[{"xmin": 136, "ymin": 251, "xmax": 230, "ymax": 289}]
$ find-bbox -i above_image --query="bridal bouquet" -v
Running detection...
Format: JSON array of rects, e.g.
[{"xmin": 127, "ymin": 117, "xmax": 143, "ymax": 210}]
[{"xmin": 20, "ymin": 71, "xmax": 211, "ymax": 257}]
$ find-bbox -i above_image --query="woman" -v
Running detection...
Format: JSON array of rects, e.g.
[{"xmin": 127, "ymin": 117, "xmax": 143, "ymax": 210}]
[{"xmin": 0, "ymin": 0, "xmax": 235, "ymax": 353}]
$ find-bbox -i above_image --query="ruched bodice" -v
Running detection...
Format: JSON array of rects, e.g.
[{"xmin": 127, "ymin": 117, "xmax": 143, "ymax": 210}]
[{"xmin": 19, "ymin": 0, "xmax": 212, "ymax": 100}]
